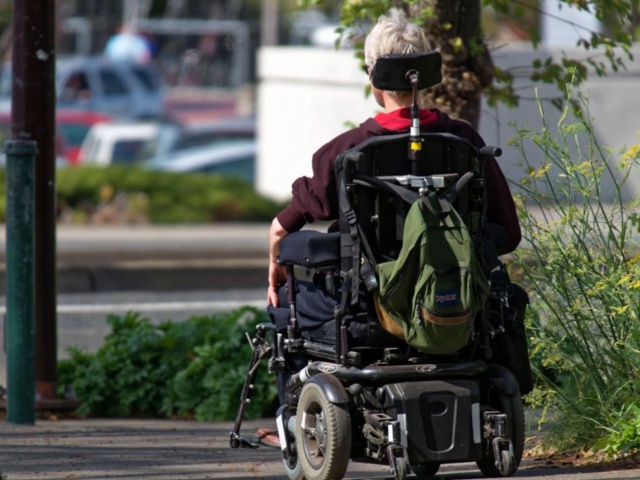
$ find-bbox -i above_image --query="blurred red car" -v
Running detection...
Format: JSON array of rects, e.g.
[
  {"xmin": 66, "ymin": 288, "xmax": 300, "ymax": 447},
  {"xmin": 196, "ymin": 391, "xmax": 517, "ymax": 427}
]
[
  {"xmin": 56, "ymin": 110, "xmax": 112, "ymax": 164},
  {"xmin": 0, "ymin": 110, "xmax": 111, "ymax": 166},
  {"xmin": 0, "ymin": 111, "xmax": 66, "ymax": 166}
]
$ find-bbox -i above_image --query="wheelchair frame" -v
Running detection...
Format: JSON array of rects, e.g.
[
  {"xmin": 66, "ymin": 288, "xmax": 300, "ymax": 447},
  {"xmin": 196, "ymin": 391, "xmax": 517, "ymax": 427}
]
[{"xmin": 230, "ymin": 52, "xmax": 530, "ymax": 480}]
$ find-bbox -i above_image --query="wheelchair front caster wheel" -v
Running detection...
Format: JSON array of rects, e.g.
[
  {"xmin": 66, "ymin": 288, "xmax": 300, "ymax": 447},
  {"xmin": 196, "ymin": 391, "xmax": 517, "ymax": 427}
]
[
  {"xmin": 282, "ymin": 451, "xmax": 303, "ymax": 480},
  {"xmin": 476, "ymin": 371, "xmax": 524, "ymax": 477},
  {"xmin": 392, "ymin": 457, "xmax": 408, "ymax": 480},
  {"xmin": 498, "ymin": 449, "xmax": 515, "ymax": 476}
]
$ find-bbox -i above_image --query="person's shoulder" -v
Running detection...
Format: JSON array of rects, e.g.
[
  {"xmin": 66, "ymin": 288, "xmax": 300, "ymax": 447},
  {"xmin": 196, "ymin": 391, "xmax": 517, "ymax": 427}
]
[
  {"xmin": 318, "ymin": 118, "xmax": 381, "ymax": 153},
  {"xmin": 433, "ymin": 109, "xmax": 472, "ymax": 130},
  {"xmin": 432, "ymin": 110, "xmax": 484, "ymax": 146}
]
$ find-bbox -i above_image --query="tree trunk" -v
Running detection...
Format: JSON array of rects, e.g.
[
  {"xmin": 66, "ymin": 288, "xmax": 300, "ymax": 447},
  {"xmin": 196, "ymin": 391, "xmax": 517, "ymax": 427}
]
[{"xmin": 410, "ymin": 0, "xmax": 493, "ymax": 129}]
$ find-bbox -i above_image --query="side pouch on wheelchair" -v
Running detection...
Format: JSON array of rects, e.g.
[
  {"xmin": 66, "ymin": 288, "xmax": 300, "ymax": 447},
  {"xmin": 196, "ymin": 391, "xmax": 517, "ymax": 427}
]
[
  {"xmin": 375, "ymin": 197, "xmax": 489, "ymax": 355},
  {"xmin": 492, "ymin": 284, "xmax": 534, "ymax": 395}
]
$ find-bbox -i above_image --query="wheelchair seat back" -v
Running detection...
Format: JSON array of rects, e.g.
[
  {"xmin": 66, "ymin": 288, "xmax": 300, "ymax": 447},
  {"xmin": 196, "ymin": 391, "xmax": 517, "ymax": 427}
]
[{"xmin": 336, "ymin": 131, "xmax": 486, "ymax": 270}]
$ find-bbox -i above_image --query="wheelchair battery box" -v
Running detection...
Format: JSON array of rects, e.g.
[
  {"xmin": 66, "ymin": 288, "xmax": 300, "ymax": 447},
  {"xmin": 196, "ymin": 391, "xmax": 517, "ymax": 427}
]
[{"xmin": 380, "ymin": 379, "xmax": 483, "ymax": 464}]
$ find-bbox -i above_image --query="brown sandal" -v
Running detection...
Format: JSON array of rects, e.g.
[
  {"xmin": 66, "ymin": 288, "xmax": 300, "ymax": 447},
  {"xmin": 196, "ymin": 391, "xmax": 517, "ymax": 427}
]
[{"xmin": 255, "ymin": 427, "xmax": 280, "ymax": 448}]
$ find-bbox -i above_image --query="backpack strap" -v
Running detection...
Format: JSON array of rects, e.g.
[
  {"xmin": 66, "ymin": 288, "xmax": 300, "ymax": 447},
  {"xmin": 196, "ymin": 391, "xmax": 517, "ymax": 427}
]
[
  {"xmin": 336, "ymin": 152, "xmax": 377, "ymax": 306},
  {"xmin": 336, "ymin": 155, "xmax": 476, "ymax": 306},
  {"xmin": 353, "ymin": 173, "xmax": 452, "ymax": 219}
]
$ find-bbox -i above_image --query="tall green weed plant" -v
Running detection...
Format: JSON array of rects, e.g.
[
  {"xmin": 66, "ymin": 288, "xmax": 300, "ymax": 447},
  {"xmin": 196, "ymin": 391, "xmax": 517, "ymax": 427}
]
[
  {"xmin": 510, "ymin": 86, "xmax": 640, "ymax": 456},
  {"xmin": 58, "ymin": 307, "xmax": 278, "ymax": 420}
]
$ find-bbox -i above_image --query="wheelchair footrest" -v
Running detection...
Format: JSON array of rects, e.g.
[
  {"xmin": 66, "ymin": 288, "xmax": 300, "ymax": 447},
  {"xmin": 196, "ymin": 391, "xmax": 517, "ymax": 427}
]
[{"xmin": 229, "ymin": 432, "xmax": 260, "ymax": 449}]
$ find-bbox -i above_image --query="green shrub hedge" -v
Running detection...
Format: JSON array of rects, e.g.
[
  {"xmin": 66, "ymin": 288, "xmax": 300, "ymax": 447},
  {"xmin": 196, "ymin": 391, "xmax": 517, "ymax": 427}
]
[
  {"xmin": 58, "ymin": 307, "xmax": 279, "ymax": 420},
  {"xmin": 0, "ymin": 166, "xmax": 285, "ymax": 223}
]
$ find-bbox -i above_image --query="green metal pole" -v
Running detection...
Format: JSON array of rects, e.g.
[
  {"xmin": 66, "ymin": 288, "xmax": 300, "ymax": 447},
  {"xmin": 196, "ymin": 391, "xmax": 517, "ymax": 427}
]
[{"xmin": 5, "ymin": 139, "xmax": 36, "ymax": 425}]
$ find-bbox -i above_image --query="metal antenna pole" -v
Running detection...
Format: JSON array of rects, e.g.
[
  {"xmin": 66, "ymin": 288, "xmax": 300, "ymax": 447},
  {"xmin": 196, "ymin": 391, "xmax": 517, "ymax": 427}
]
[{"xmin": 406, "ymin": 69, "xmax": 422, "ymax": 175}]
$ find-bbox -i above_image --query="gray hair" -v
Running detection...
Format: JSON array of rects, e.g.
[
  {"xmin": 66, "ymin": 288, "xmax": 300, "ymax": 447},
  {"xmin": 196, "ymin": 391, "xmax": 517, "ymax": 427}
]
[{"xmin": 364, "ymin": 8, "xmax": 431, "ymax": 69}]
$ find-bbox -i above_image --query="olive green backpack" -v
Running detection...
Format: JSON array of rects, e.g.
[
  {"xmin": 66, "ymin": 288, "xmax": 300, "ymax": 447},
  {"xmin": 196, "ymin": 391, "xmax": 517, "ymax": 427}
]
[{"xmin": 375, "ymin": 197, "xmax": 489, "ymax": 355}]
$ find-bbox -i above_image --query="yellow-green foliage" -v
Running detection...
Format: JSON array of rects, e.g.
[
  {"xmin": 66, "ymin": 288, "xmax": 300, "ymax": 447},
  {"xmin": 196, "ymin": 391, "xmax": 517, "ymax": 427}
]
[{"xmin": 511, "ymin": 87, "xmax": 640, "ymax": 455}]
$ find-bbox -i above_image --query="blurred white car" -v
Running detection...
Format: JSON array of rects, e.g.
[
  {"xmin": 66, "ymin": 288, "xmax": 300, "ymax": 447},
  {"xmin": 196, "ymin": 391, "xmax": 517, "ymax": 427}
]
[
  {"xmin": 78, "ymin": 116, "xmax": 255, "ymax": 166},
  {"xmin": 144, "ymin": 140, "xmax": 256, "ymax": 183},
  {"xmin": 135, "ymin": 116, "xmax": 255, "ymax": 162},
  {"xmin": 78, "ymin": 122, "xmax": 161, "ymax": 165}
]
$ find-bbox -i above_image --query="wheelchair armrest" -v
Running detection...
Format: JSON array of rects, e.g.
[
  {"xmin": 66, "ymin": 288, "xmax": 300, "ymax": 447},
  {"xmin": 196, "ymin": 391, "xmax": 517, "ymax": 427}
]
[
  {"xmin": 278, "ymin": 231, "xmax": 340, "ymax": 267},
  {"xmin": 479, "ymin": 145, "xmax": 502, "ymax": 157}
]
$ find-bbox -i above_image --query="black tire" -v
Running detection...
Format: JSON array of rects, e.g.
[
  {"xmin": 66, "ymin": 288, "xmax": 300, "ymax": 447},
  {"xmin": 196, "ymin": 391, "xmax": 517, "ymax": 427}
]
[
  {"xmin": 279, "ymin": 408, "xmax": 303, "ymax": 480},
  {"xmin": 296, "ymin": 382, "xmax": 351, "ymax": 480},
  {"xmin": 412, "ymin": 462, "xmax": 440, "ymax": 478},
  {"xmin": 282, "ymin": 451, "xmax": 303, "ymax": 480},
  {"xmin": 282, "ymin": 422, "xmax": 303, "ymax": 480},
  {"xmin": 476, "ymin": 377, "xmax": 525, "ymax": 477}
]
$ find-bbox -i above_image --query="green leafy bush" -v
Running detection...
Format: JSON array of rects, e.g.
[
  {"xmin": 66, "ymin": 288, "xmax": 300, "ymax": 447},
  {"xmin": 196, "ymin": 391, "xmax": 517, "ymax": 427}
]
[
  {"xmin": 510, "ymin": 86, "xmax": 640, "ymax": 455},
  {"xmin": 0, "ymin": 165, "xmax": 284, "ymax": 224},
  {"xmin": 59, "ymin": 165, "xmax": 284, "ymax": 223},
  {"xmin": 58, "ymin": 307, "xmax": 278, "ymax": 420}
]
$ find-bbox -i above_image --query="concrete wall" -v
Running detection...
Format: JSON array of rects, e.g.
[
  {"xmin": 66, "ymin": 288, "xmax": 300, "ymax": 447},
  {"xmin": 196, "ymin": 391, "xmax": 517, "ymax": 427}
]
[
  {"xmin": 478, "ymin": 43, "xmax": 640, "ymax": 203},
  {"xmin": 256, "ymin": 44, "xmax": 640, "ymax": 203},
  {"xmin": 256, "ymin": 46, "xmax": 378, "ymax": 200}
]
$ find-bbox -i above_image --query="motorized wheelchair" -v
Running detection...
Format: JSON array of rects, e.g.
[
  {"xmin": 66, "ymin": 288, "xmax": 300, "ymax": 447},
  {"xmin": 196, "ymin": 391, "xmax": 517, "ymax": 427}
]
[{"xmin": 230, "ymin": 51, "xmax": 532, "ymax": 480}]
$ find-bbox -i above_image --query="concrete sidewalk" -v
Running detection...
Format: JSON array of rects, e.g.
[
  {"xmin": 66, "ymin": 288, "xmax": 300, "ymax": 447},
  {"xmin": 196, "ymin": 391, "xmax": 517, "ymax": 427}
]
[
  {"xmin": 0, "ymin": 418, "xmax": 287, "ymax": 480},
  {"xmin": 1, "ymin": 418, "xmax": 640, "ymax": 480}
]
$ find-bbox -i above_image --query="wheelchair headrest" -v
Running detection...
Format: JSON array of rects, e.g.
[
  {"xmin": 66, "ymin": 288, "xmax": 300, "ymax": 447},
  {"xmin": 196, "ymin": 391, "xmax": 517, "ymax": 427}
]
[{"xmin": 371, "ymin": 51, "xmax": 442, "ymax": 91}]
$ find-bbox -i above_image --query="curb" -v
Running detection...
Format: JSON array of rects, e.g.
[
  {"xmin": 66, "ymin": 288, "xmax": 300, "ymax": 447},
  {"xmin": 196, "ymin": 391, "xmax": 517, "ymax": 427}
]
[
  {"xmin": 0, "ymin": 263, "xmax": 268, "ymax": 293},
  {"xmin": 0, "ymin": 223, "xmax": 272, "ymax": 293}
]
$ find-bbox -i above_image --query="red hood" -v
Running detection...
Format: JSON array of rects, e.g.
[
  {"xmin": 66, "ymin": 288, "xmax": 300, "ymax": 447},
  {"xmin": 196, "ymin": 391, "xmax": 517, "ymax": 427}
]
[{"xmin": 373, "ymin": 107, "xmax": 439, "ymax": 131}]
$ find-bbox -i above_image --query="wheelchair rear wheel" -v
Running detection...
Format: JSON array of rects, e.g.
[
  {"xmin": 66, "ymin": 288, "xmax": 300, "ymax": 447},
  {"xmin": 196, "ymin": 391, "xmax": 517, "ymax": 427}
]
[{"xmin": 296, "ymin": 382, "xmax": 351, "ymax": 480}]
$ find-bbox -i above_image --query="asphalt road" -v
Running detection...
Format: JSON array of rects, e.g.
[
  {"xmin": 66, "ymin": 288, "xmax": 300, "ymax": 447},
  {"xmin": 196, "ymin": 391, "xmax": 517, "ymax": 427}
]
[
  {"xmin": 0, "ymin": 288, "xmax": 266, "ymax": 388},
  {"xmin": 1, "ymin": 418, "xmax": 640, "ymax": 480}
]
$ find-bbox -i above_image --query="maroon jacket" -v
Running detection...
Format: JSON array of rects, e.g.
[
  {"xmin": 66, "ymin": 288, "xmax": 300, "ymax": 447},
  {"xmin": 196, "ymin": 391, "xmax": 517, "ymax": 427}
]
[{"xmin": 277, "ymin": 108, "xmax": 521, "ymax": 254}]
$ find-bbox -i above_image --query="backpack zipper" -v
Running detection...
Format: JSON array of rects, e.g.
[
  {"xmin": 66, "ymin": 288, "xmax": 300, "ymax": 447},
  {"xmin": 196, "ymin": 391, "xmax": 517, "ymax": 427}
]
[{"xmin": 415, "ymin": 293, "xmax": 426, "ymax": 328}]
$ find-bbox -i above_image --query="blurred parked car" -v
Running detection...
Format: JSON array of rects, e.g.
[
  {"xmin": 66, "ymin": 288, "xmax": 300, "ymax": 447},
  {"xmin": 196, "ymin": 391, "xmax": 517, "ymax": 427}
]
[
  {"xmin": 79, "ymin": 116, "xmax": 255, "ymax": 166},
  {"xmin": 0, "ymin": 56, "xmax": 166, "ymax": 119},
  {"xmin": 144, "ymin": 140, "xmax": 256, "ymax": 183},
  {"xmin": 78, "ymin": 122, "xmax": 161, "ymax": 165},
  {"xmin": 0, "ymin": 111, "xmax": 73, "ymax": 167},
  {"xmin": 56, "ymin": 110, "xmax": 112, "ymax": 164},
  {"xmin": 57, "ymin": 56, "xmax": 166, "ymax": 119},
  {"xmin": 135, "ymin": 116, "xmax": 255, "ymax": 162}
]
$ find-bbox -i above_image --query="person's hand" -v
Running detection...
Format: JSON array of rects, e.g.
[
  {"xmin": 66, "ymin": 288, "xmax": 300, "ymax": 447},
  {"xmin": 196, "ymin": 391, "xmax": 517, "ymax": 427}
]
[
  {"xmin": 267, "ymin": 259, "xmax": 287, "ymax": 307},
  {"xmin": 267, "ymin": 217, "xmax": 289, "ymax": 307}
]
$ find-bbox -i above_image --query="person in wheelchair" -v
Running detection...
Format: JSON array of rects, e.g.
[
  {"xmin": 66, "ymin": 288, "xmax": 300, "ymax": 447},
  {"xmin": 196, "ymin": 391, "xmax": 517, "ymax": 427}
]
[
  {"xmin": 268, "ymin": 8, "xmax": 519, "ymax": 308},
  {"xmin": 259, "ymin": 8, "xmax": 522, "ymax": 449}
]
